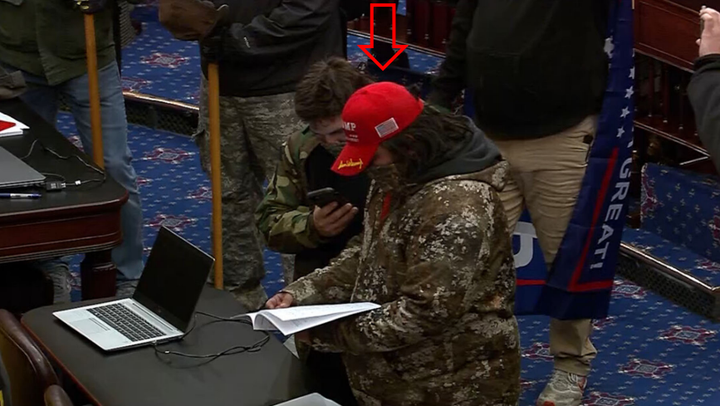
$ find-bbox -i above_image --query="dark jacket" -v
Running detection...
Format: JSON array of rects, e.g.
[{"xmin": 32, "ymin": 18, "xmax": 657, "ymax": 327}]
[
  {"xmin": 202, "ymin": 0, "xmax": 344, "ymax": 98},
  {"xmin": 428, "ymin": 0, "xmax": 610, "ymax": 139},
  {"xmin": 688, "ymin": 54, "xmax": 720, "ymax": 173},
  {"xmin": 0, "ymin": 0, "xmax": 115, "ymax": 85}
]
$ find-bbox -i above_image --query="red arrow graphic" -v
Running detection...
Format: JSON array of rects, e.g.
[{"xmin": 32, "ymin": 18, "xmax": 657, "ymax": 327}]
[{"xmin": 358, "ymin": 3, "xmax": 409, "ymax": 71}]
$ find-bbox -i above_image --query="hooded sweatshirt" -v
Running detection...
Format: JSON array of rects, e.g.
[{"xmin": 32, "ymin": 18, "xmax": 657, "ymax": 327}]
[
  {"xmin": 412, "ymin": 116, "xmax": 501, "ymax": 184},
  {"xmin": 283, "ymin": 126, "xmax": 519, "ymax": 406}
]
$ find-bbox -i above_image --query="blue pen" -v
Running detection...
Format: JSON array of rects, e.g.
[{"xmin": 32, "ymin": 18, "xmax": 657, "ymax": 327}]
[{"xmin": 0, "ymin": 193, "xmax": 41, "ymax": 199}]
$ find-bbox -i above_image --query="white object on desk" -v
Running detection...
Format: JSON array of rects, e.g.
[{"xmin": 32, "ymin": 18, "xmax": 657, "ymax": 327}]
[
  {"xmin": 0, "ymin": 112, "xmax": 29, "ymax": 137},
  {"xmin": 274, "ymin": 393, "xmax": 341, "ymax": 406},
  {"xmin": 242, "ymin": 302, "xmax": 381, "ymax": 336}
]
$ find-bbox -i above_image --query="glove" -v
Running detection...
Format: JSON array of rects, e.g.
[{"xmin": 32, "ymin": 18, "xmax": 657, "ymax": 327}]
[
  {"xmin": 159, "ymin": 0, "xmax": 229, "ymax": 41},
  {"xmin": 200, "ymin": 30, "xmax": 225, "ymax": 63},
  {"xmin": 71, "ymin": 0, "xmax": 107, "ymax": 14}
]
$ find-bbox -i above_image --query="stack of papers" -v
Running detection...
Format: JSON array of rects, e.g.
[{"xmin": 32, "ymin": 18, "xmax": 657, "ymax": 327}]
[
  {"xmin": 0, "ymin": 112, "xmax": 29, "ymax": 137},
  {"xmin": 242, "ymin": 302, "xmax": 381, "ymax": 336}
]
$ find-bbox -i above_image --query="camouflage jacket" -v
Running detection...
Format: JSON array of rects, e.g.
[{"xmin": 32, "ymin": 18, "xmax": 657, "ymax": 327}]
[
  {"xmin": 255, "ymin": 127, "xmax": 324, "ymax": 253},
  {"xmin": 284, "ymin": 161, "xmax": 521, "ymax": 406}
]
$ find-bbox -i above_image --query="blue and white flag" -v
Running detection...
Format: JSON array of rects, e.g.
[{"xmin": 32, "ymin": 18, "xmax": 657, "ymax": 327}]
[{"xmin": 465, "ymin": 0, "xmax": 635, "ymax": 319}]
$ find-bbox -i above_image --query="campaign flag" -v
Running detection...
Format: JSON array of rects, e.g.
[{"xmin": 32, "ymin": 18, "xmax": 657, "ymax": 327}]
[{"xmin": 464, "ymin": 0, "xmax": 635, "ymax": 319}]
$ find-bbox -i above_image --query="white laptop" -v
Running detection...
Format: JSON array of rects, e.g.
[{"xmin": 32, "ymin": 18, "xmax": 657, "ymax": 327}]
[{"xmin": 54, "ymin": 226, "xmax": 214, "ymax": 351}]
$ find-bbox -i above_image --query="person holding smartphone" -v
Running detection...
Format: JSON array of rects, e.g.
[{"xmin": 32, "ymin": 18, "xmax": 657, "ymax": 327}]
[{"xmin": 255, "ymin": 57, "xmax": 373, "ymax": 406}]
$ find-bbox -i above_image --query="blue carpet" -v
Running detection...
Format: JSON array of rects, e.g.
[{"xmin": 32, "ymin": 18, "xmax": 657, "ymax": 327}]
[{"xmin": 54, "ymin": 113, "xmax": 720, "ymax": 406}]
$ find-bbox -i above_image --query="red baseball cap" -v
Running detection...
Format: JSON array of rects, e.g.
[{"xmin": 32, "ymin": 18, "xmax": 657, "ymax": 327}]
[{"xmin": 331, "ymin": 82, "xmax": 424, "ymax": 176}]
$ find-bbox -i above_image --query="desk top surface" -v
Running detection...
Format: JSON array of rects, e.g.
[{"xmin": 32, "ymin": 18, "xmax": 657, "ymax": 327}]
[
  {"xmin": 22, "ymin": 287, "xmax": 307, "ymax": 406},
  {"xmin": 0, "ymin": 99, "xmax": 127, "ymax": 219}
]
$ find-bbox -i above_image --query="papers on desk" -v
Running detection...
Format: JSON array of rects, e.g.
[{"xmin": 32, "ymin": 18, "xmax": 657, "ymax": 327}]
[
  {"xmin": 0, "ymin": 112, "xmax": 28, "ymax": 137},
  {"xmin": 242, "ymin": 302, "xmax": 380, "ymax": 336},
  {"xmin": 275, "ymin": 393, "xmax": 341, "ymax": 406}
]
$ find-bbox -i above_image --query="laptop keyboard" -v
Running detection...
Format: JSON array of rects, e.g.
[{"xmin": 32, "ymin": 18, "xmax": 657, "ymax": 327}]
[{"xmin": 88, "ymin": 303, "xmax": 166, "ymax": 342}]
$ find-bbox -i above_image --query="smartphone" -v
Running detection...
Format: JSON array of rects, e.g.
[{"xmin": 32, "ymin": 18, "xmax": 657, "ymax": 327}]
[
  {"xmin": 307, "ymin": 187, "xmax": 350, "ymax": 208},
  {"xmin": 701, "ymin": 5, "xmax": 706, "ymax": 37}
]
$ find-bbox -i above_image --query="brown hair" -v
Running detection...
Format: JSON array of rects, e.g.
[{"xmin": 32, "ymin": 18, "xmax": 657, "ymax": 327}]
[
  {"xmin": 382, "ymin": 104, "xmax": 473, "ymax": 181},
  {"xmin": 294, "ymin": 57, "xmax": 374, "ymax": 123}
]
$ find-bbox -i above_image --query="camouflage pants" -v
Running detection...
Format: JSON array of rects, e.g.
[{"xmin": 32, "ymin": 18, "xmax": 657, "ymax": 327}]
[{"xmin": 196, "ymin": 77, "xmax": 303, "ymax": 304}]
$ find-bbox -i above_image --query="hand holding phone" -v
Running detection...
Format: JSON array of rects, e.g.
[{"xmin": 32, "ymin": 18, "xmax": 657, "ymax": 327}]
[
  {"xmin": 307, "ymin": 187, "xmax": 349, "ymax": 208},
  {"xmin": 308, "ymin": 188, "xmax": 357, "ymax": 237}
]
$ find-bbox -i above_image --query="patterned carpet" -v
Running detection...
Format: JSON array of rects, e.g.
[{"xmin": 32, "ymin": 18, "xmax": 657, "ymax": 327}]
[{"xmin": 53, "ymin": 4, "xmax": 720, "ymax": 406}]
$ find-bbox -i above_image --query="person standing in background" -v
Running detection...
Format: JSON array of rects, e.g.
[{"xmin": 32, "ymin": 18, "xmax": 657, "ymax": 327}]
[
  {"xmin": 428, "ymin": 1, "xmax": 610, "ymax": 405},
  {"xmin": 178, "ymin": 0, "xmax": 345, "ymax": 311},
  {"xmin": 0, "ymin": 0, "xmax": 145, "ymax": 300},
  {"xmin": 689, "ymin": 6, "xmax": 720, "ymax": 172}
]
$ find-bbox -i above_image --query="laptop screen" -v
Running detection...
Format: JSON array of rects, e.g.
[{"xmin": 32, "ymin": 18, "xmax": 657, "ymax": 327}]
[{"xmin": 133, "ymin": 227, "xmax": 214, "ymax": 332}]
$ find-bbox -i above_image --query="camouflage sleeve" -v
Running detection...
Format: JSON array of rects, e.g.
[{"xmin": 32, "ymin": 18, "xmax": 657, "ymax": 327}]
[
  {"xmin": 307, "ymin": 183, "xmax": 503, "ymax": 354},
  {"xmin": 282, "ymin": 234, "xmax": 362, "ymax": 305},
  {"xmin": 255, "ymin": 142, "xmax": 324, "ymax": 254}
]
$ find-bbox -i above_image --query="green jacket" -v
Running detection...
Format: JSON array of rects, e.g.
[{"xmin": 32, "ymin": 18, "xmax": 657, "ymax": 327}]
[
  {"xmin": 284, "ymin": 161, "xmax": 521, "ymax": 406},
  {"xmin": 0, "ymin": 0, "xmax": 115, "ymax": 85},
  {"xmin": 255, "ymin": 127, "xmax": 325, "ymax": 253}
]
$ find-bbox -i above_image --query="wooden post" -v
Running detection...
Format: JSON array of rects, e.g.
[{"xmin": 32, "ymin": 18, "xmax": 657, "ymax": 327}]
[
  {"xmin": 84, "ymin": 14, "xmax": 105, "ymax": 169},
  {"xmin": 207, "ymin": 63, "xmax": 223, "ymax": 289}
]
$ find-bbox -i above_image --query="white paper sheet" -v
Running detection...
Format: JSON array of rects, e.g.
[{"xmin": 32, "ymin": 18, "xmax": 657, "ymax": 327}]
[{"xmin": 242, "ymin": 302, "xmax": 380, "ymax": 336}]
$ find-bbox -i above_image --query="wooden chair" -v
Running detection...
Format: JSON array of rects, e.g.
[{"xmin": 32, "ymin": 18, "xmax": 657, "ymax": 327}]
[
  {"xmin": 44, "ymin": 385, "xmax": 74, "ymax": 406},
  {"xmin": 0, "ymin": 309, "xmax": 59, "ymax": 406}
]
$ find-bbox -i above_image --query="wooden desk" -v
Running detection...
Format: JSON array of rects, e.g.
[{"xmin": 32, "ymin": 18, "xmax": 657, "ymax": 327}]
[
  {"xmin": 0, "ymin": 99, "xmax": 128, "ymax": 299},
  {"xmin": 22, "ymin": 287, "xmax": 308, "ymax": 406}
]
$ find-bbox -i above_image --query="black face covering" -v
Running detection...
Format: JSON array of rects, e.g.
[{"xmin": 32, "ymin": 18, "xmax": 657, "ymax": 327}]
[
  {"xmin": 322, "ymin": 142, "xmax": 346, "ymax": 158},
  {"xmin": 365, "ymin": 163, "xmax": 403, "ymax": 192}
]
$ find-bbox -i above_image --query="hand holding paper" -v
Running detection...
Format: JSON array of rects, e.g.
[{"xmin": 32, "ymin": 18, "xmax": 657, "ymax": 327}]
[{"xmin": 240, "ymin": 302, "xmax": 380, "ymax": 336}]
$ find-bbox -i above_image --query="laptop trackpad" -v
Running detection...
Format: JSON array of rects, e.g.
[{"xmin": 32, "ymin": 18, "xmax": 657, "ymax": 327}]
[{"xmin": 72, "ymin": 318, "xmax": 110, "ymax": 335}]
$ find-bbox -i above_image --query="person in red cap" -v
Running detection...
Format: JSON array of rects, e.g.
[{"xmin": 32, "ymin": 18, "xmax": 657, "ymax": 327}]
[{"xmin": 267, "ymin": 82, "xmax": 521, "ymax": 406}]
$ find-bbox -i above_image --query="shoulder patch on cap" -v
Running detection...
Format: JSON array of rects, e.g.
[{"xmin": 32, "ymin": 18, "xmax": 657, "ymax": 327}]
[{"xmin": 375, "ymin": 117, "xmax": 399, "ymax": 138}]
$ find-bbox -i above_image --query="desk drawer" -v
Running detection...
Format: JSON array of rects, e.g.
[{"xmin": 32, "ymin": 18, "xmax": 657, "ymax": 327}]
[
  {"xmin": 0, "ymin": 212, "xmax": 122, "ymax": 262},
  {"xmin": 635, "ymin": 0, "xmax": 701, "ymax": 71}
]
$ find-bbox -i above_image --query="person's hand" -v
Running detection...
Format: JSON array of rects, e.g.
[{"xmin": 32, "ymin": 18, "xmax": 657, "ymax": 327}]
[
  {"xmin": 265, "ymin": 292, "xmax": 294, "ymax": 309},
  {"xmin": 200, "ymin": 33, "xmax": 224, "ymax": 63},
  {"xmin": 312, "ymin": 202, "xmax": 358, "ymax": 238},
  {"xmin": 71, "ymin": 0, "xmax": 106, "ymax": 14},
  {"xmin": 699, "ymin": 7, "xmax": 720, "ymax": 57}
]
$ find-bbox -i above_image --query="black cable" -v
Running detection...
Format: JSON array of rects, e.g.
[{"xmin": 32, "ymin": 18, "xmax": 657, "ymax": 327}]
[
  {"xmin": 152, "ymin": 311, "xmax": 269, "ymax": 365},
  {"xmin": 20, "ymin": 138, "xmax": 107, "ymax": 187},
  {"xmin": 18, "ymin": 139, "xmax": 41, "ymax": 160}
]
